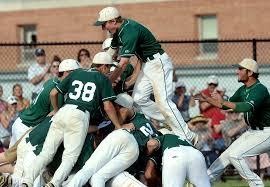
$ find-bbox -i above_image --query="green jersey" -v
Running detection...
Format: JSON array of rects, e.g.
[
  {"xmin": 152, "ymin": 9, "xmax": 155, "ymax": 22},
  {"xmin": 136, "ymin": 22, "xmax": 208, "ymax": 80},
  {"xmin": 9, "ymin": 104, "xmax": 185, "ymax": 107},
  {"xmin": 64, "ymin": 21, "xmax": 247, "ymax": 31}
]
[
  {"xmin": 114, "ymin": 63, "xmax": 134, "ymax": 94},
  {"xmin": 229, "ymin": 80, "xmax": 270, "ymax": 129},
  {"xmin": 56, "ymin": 68, "xmax": 116, "ymax": 113},
  {"xmin": 111, "ymin": 19, "xmax": 164, "ymax": 62},
  {"xmin": 20, "ymin": 78, "xmax": 64, "ymax": 127},
  {"xmin": 131, "ymin": 113, "xmax": 160, "ymax": 151},
  {"xmin": 126, "ymin": 112, "xmax": 160, "ymax": 175}
]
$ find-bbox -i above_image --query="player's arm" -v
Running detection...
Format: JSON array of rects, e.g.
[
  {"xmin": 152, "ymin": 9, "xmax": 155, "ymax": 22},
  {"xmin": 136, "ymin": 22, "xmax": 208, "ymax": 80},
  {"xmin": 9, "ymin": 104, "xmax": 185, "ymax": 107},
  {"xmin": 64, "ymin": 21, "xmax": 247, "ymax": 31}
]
[
  {"xmin": 144, "ymin": 159, "xmax": 161, "ymax": 187},
  {"xmin": 28, "ymin": 65, "xmax": 50, "ymax": 85},
  {"xmin": 103, "ymin": 100, "xmax": 121, "ymax": 129},
  {"xmin": 49, "ymin": 88, "xmax": 59, "ymax": 116},
  {"xmin": 125, "ymin": 60, "xmax": 141, "ymax": 88},
  {"xmin": 109, "ymin": 57, "xmax": 130, "ymax": 83}
]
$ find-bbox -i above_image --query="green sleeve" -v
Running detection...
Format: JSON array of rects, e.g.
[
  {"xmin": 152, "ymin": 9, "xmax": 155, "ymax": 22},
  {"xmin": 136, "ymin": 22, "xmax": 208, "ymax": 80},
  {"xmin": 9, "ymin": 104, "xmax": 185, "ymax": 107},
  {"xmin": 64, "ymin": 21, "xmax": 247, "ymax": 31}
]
[
  {"xmin": 234, "ymin": 85, "xmax": 268, "ymax": 112},
  {"xmin": 119, "ymin": 26, "xmax": 139, "ymax": 57},
  {"xmin": 228, "ymin": 87, "xmax": 243, "ymax": 102},
  {"xmin": 121, "ymin": 64, "xmax": 134, "ymax": 80},
  {"xmin": 234, "ymin": 102, "xmax": 253, "ymax": 112},
  {"xmin": 55, "ymin": 73, "xmax": 71, "ymax": 94},
  {"xmin": 101, "ymin": 76, "xmax": 116, "ymax": 102}
]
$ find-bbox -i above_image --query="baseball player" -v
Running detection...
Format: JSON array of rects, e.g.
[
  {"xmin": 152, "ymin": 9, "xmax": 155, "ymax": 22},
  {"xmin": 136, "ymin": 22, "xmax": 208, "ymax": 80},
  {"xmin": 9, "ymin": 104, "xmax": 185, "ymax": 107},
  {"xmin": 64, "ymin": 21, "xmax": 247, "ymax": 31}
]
[
  {"xmin": 200, "ymin": 59, "xmax": 270, "ymax": 187},
  {"xmin": 0, "ymin": 59, "xmax": 81, "ymax": 186},
  {"xmin": 102, "ymin": 37, "xmax": 141, "ymax": 95},
  {"xmin": 10, "ymin": 74, "xmax": 65, "ymax": 147},
  {"xmin": 146, "ymin": 134, "xmax": 210, "ymax": 187},
  {"xmin": 21, "ymin": 52, "xmax": 120, "ymax": 187},
  {"xmin": 94, "ymin": 7, "xmax": 196, "ymax": 143},
  {"xmin": 67, "ymin": 93, "xmax": 160, "ymax": 187}
]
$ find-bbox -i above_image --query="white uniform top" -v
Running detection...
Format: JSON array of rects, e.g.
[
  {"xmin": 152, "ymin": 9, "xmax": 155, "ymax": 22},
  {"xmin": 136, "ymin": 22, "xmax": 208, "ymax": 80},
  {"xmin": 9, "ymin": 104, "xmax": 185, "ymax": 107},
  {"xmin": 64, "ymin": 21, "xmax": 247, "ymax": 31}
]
[{"xmin": 27, "ymin": 62, "xmax": 49, "ymax": 93}]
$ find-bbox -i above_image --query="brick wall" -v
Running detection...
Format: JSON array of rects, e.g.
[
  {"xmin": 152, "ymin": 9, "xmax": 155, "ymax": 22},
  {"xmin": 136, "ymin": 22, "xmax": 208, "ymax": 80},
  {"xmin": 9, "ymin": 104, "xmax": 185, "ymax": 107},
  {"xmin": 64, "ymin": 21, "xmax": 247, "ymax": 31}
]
[{"xmin": 0, "ymin": 0, "xmax": 270, "ymax": 71}]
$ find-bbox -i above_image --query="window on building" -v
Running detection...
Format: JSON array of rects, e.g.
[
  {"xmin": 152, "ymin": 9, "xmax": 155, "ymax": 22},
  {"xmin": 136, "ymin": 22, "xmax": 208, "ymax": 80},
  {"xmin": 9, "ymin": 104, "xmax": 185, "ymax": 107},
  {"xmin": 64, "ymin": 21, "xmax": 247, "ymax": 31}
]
[
  {"xmin": 18, "ymin": 24, "xmax": 37, "ymax": 64},
  {"xmin": 198, "ymin": 15, "xmax": 218, "ymax": 58}
]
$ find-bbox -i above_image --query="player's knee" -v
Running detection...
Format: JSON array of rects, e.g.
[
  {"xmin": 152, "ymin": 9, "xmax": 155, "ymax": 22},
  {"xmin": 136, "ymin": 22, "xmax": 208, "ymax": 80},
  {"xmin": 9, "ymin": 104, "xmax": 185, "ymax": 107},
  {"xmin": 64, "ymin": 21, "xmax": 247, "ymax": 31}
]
[{"xmin": 90, "ymin": 173, "xmax": 106, "ymax": 187}]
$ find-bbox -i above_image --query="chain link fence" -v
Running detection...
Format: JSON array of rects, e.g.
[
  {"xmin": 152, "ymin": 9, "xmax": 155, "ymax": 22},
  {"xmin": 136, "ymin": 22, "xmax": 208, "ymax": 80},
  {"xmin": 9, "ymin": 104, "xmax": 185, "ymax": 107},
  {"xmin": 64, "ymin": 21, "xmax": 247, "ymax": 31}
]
[{"xmin": 1, "ymin": 39, "xmax": 270, "ymax": 101}]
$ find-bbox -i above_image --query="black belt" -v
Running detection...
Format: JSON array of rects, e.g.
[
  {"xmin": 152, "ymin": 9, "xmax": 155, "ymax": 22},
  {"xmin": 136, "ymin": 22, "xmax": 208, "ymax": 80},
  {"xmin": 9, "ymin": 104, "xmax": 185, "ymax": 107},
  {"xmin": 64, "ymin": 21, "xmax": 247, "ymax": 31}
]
[
  {"xmin": 144, "ymin": 51, "xmax": 165, "ymax": 62},
  {"xmin": 251, "ymin": 126, "xmax": 264, "ymax": 130},
  {"xmin": 76, "ymin": 105, "xmax": 87, "ymax": 113}
]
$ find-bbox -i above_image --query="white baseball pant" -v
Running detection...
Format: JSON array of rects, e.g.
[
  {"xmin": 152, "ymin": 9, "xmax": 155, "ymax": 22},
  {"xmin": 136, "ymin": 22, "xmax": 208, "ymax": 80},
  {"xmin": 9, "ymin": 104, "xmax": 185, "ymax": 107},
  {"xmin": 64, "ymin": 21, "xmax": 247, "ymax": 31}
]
[
  {"xmin": 162, "ymin": 146, "xmax": 210, "ymax": 187},
  {"xmin": 9, "ymin": 117, "xmax": 30, "ymax": 147},
  {"xmin": 12, "ymin": 133, "xmax": 45, "ymax": 187},
  {"xmin": 107, "ymin": 171, "xmax": 146, "ymax": 187},
  {"xmin": 67, "ymin": 129, "xmax": 139, "ymax": 187},
  {"xmin": 132, "ymin": 52, "xmax": 194, "ymax": 142},
  {"xmin": 208, "ymin": 128, "xmax": 270, "ymax": 187},
  {"xmin": 22, "ymin": 104, "xmax": 90, "ymax": 187}
]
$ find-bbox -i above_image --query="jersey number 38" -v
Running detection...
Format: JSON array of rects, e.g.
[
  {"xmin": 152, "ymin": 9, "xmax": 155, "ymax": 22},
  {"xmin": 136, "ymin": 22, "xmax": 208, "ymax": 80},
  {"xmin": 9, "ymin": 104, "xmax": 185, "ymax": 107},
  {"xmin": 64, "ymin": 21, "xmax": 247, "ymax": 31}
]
[{"xmin": 69, "ymin": 80, "xmax": 96, "ymax": 102}]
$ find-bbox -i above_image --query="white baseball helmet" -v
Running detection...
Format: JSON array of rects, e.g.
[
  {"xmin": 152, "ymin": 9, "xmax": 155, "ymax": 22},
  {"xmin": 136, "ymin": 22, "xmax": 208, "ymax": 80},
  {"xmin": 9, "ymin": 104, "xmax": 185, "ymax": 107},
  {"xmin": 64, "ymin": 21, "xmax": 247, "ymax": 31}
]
[
  {"xmin": 102, "ymin": 38, "xmax": 113, "ymax": 51},
  {"xmin": 114, "ymin": 93, "xmax": 134, "ymax": 109},
  {"xmin": 59, "ymin": 59, "xmax": 81, "ymax": 72},
  {"xmin": 92, "ymin": 52, "xmax": 113, "ymax": 65}
]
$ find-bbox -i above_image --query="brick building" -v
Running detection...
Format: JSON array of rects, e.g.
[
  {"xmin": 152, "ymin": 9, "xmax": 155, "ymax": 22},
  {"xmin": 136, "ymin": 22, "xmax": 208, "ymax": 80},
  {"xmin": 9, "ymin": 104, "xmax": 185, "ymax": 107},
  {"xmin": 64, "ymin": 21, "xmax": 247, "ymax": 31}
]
[{"xmin": 1, "ymin": 0, "xmax": 270, "ymax": 71}]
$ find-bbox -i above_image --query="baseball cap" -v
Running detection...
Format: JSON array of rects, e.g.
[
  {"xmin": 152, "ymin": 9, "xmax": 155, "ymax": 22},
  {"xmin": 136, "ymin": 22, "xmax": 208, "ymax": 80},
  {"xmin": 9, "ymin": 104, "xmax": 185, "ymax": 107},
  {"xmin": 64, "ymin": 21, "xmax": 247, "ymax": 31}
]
[
  {"xmin": 59, "ymin": 59, "xmax": 81, "ymax": 72},
  {"xmin": 175, "ymin": 81, "xmax": 186, "ymax": 88},
  {"xmin": 102, "ymin": 38, "xmax": 113, "ymax": 51},
  {"xmin": 92, "ymin": 52, "xmax": 113, "ymax": 65},
  {"xmin": 207, "ymin": 75, "xmax": 218, "ymax": 85},
  {"xmin": 114, "ymin": 93, "xmax": 134, "ymax": 109},
  {"xmin": 234, "ymin": 58, "xmax": 259, "ymax": 73},
  {"xmin": 94, "ymin": 7, "xmax": 120, "ymax": 26},
  {"xmin": 35, "ymin": 48, "xmax": 45, "ymax": 56},
  {"xmin": 7, "ymin": 96, "xmax": 17, "ymax": 105}
]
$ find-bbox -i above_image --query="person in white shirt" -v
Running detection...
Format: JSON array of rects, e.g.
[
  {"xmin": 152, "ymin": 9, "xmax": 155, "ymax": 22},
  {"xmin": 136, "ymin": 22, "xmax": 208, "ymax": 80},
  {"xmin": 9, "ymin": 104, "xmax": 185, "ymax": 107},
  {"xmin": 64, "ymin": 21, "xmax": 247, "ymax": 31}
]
[{"xmin": 28, "ymin": 48, "xmax": 50, "ymax": 100}]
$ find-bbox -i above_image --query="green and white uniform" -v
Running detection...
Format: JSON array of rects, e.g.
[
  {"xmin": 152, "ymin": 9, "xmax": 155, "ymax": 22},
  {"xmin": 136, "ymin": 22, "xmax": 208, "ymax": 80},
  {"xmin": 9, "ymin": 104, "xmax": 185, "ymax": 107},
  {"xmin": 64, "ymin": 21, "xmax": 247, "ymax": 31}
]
[
  {"xmin": 113, "ymin": 63, "xmax": 134, "ymax": 95},
  {"xmin": 10, "ymin": 78, "xmax": 63, "ymax": 147},
  {"xmin": 151, "ymin": 134, "xmax": 210, "ymax": 187},
  {"xmin": 67, "ymin": 112, "xmax": 158, "ymax": 187},
  {"xmin": 22, "ymin": 68, "xmax": 116, "ymax": 187},
  {"xmin": 208, "ymin": 80, "xmax": 270, "ymax": 187},
  {"xmin": 112, "ymin": 19, "xmax": 195, "ymax": 142}
]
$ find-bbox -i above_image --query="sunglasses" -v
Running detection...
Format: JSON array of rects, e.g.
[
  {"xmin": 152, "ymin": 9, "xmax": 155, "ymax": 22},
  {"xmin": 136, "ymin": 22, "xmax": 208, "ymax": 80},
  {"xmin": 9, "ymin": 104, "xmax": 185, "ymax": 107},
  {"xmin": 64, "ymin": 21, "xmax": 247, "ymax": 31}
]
[{"xmin": 80, "ymin": 53, "xmax": 88, "ymax": 57}]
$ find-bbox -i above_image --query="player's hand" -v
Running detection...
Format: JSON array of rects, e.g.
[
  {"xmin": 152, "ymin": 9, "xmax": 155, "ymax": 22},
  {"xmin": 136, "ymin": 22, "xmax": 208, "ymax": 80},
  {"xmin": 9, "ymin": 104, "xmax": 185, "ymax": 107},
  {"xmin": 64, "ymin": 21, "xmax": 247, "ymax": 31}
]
[
  {"xmin": 48, "ymin": 110, "xmax": 57, "ymax": 117},
  {"xmin": 122, "ymin": 122, "xmax": 135, "ymax": 131}
]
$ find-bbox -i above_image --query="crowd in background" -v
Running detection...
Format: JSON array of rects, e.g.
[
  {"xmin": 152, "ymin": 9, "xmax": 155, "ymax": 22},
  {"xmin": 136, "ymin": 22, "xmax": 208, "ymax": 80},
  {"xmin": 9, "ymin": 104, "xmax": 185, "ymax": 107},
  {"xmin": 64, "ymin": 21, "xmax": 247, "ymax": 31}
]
[{"xmin": 1, "ymin": 46, "xmax": 270, "ymax": 180}]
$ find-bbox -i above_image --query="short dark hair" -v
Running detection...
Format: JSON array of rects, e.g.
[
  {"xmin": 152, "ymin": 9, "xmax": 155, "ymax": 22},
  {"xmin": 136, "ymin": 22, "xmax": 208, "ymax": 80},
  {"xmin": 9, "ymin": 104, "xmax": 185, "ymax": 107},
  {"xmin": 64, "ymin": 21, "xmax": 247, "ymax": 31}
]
[{"xmin": 251, "ymin": 72, "xmax": 259, "ymax": 79}]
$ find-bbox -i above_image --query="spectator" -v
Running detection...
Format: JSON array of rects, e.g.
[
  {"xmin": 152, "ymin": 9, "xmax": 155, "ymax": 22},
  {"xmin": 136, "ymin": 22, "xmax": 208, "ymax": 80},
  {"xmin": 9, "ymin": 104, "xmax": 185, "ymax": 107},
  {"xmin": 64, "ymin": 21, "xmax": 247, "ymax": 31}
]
[
  {"xmin": 77, "ymin": 48, "xmax": 91, "ymax": 69},
  {"xmin": 172, "ymin": 81, "xmax": 196, "ymax": 122},
  {"xmin": 44, "ymin": 55, "xmax": 61, "ymax": 81},
  {"xmin": 188, "ymin": 115, "xmax": 218, "ymax": 167},
  {"xmin": 28, "ymin": 48, "xmax": 50, "ymax": 100},
  {"xmin": 0, "ymin": 85, "xmax": 7, "ymax": 114},
  {"xmin": 12, "ymin": 83, "xmax": 30, "ymax": 112},
  {"xmin": 221, "ymin": 111, "xmax": 247, "ymax": 147},
  {"xmin": 199, "ymin": 75, "xmax": 226, "ymax": 151}
]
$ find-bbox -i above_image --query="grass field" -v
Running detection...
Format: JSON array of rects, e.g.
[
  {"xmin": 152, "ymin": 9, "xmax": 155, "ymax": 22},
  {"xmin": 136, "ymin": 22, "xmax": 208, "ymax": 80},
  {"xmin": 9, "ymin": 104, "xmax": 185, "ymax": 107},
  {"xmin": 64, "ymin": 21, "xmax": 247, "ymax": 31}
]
[
  {"xmin": 185, "ymin": 176, "xmax": 270, "ymax": 187},
  {"xmin": 211, "ymin": 175, "xmax": 270, "ymax": 187},
  {"xmin": 213, "ymin": 180, "xmax": 270, "ymax": 187}
]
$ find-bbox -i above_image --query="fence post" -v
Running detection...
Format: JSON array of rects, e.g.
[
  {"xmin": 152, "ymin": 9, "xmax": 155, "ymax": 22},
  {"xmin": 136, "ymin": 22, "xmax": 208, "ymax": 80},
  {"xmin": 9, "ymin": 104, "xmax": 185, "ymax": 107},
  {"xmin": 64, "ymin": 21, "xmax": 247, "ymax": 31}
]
[{"xmin": 252, "ymin": 38, "xmax": 260, "ymax": 176}]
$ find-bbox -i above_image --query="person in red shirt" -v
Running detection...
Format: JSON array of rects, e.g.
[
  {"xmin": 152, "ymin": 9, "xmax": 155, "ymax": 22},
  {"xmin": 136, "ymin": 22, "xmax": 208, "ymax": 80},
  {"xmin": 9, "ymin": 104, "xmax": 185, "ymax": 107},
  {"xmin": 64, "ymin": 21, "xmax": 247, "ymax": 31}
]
[{"xmin": 199, "ymin": 75, "xmax": 226, "ymax": 151}]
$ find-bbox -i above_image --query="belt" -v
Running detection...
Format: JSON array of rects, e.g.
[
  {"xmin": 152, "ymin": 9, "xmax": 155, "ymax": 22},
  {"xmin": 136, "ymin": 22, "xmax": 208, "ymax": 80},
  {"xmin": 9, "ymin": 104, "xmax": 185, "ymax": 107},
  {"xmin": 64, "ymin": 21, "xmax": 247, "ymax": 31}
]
[
  {"xmin": 76, "ymin": 105, "xmax": 87, "ymax": 113},
  {"xmin": 251, "ymin": 126, "xmax": 264, "ymax": 130},
  {"xmin": 145, "ymin": 51, "xmax": 165, "ymax": 62}
]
